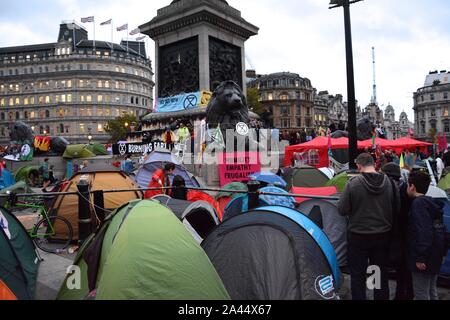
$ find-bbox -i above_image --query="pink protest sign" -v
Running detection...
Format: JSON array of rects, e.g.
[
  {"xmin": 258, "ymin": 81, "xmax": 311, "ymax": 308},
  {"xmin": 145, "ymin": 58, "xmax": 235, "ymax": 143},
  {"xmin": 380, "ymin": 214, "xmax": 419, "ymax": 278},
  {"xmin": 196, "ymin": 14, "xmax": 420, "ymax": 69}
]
[{"xmin": 218, "ymin": 152, "xmax": 261, "ymax": 186}]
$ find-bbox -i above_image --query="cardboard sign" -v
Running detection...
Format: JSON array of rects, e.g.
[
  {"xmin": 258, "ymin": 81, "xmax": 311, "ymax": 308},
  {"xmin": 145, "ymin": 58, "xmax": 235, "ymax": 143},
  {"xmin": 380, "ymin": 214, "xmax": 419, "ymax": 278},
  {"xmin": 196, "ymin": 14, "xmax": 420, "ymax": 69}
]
[{"xmin": 218, "ymin": 152, "xmax": 261, "ymax": 186}]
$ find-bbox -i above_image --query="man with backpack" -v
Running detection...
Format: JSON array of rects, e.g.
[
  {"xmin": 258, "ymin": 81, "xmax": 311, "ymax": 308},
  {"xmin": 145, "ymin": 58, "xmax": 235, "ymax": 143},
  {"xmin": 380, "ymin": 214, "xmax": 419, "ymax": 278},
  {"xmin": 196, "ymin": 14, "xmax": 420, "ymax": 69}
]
[{"xmin": 407, "ymin": 171, "xmax": 448, "ymax": 300}]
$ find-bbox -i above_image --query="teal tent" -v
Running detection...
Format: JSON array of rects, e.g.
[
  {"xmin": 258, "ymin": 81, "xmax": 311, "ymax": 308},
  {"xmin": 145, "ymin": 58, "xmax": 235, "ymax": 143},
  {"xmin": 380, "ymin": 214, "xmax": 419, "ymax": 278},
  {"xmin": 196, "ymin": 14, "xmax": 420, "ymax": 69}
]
[{"xmin": 0, "ymin": 207, "xmax": 40, "ymax": 300}]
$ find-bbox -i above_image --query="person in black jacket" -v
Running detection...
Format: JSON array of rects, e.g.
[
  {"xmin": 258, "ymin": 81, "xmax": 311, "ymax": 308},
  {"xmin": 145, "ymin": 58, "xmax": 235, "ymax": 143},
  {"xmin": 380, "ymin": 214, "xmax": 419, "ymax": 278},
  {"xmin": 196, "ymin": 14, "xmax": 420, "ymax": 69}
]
[
  {"xmin": 381, "ymin": 163, "xmax": 414, "ymax": 300},
  {"xmin": 407, "ymin": 171, "xmax": 447, "ymax": 300},
  {"xmin": 442, "ymin": 149, "xmax": 450, "ymax": 168}
]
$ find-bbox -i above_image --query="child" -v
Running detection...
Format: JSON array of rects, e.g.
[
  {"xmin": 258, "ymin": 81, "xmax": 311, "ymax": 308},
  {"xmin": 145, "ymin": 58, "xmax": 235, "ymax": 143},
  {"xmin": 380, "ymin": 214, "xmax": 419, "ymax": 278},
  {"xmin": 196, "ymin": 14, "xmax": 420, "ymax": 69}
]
[{"xmin": 407, "ymin": 171, "xmax": 447, "ymax": 300}]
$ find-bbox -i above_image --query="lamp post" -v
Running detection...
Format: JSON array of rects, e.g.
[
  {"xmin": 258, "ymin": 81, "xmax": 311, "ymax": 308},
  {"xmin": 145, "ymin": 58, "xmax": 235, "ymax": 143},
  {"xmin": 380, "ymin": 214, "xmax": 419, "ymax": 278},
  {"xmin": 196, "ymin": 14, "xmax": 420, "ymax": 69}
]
[
  {"xmin": 87, "ymin": 127, "xmax": 92, "ymax": 144},
  {"xmin": 329, "ymin": 0, "xmax": 363, "ymax": 171}
]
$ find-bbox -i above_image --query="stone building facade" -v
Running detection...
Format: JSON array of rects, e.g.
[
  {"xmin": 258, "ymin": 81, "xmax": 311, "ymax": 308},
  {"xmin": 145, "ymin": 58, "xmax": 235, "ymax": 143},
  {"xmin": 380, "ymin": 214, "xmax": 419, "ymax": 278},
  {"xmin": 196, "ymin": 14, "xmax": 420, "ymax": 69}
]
[
  {"xmin": 414, "ymin": 70, "xmax": 450, "ymax": 141},
  {"xmin": 248, "ymin": 72, "xmax": 315, "ymax": 131},
  {"xmin": 0, "ymin": 22, "xmax": 154, "ymax": 144}
]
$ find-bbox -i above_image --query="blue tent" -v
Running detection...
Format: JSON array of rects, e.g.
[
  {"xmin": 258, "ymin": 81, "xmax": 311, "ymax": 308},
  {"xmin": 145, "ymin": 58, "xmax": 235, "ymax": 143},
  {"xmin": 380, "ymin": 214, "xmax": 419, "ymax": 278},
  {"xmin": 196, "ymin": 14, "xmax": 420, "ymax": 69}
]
[
  {"xmin": 202, "ymin": 205, "xmax": 340, "ymax": 300},
  {"xmin": 135, "ymin": 150, "xmax": 200, "ymax": 189},
  {"xmin": 0, "ymin": 169, "xmax": 16, "ymax": 190},
  {"xmin": 248, "ymin": 172, "xmax": 287, "ymax": 188},
  {"xmin": 223, "ymin": 186, "xmax": 296, "ymax": 221},
  {"xmin": 442, "ymin": 200, "xmax": 450, "ymax": 277}
]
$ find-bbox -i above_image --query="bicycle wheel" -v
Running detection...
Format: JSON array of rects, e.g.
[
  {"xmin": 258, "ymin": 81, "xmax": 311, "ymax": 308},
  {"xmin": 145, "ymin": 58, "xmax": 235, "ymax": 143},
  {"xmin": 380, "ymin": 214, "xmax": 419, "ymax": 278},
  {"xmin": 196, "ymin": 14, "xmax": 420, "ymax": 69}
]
[{"xmin": 32, "ymin": 216, "xmax": 73, "ymax": 254}]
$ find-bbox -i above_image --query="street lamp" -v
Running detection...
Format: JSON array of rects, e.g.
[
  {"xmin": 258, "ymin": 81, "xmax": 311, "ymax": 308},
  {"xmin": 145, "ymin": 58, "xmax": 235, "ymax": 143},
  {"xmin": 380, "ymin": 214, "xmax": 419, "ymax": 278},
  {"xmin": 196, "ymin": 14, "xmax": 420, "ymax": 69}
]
[
  {"xmin": 87, "ymin": 127, "xmax": 92, "ymax": 144},
  {"xmin": 329, "ymin": 0, "xmax": 363, "ymax": 171}
]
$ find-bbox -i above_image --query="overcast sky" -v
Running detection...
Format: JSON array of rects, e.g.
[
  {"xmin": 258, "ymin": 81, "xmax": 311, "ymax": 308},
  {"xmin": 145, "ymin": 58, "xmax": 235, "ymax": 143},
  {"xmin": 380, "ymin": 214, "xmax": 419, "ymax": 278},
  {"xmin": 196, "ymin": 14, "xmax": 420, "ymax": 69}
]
[{"xmin": 1, "ymin": 0, "xmax": 449, "ymax": 121}]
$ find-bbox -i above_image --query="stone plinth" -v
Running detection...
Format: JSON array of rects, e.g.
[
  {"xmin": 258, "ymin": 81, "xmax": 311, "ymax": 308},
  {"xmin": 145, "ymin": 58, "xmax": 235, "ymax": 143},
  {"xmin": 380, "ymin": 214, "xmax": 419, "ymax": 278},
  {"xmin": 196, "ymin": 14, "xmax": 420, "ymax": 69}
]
[{"xmin": 140, "ymin": 0, "xmax": 258, "ymax": 99}]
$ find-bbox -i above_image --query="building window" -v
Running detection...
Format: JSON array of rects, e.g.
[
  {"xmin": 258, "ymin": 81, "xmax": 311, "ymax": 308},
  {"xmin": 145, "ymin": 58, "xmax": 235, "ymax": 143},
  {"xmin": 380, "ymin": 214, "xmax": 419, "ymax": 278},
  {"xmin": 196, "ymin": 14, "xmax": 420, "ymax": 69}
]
[
  {"xmin": 67, "ymin": 94, "xmax": 72, "ymax": 103},
  {"xmin": 0, "ymin": 99, "xmax": 4, "ymax": 107},
  {"xmin": 97, "ymin": 80, "xmax": 103, "ymax": 88},
  {"xmin": 445, "ymin": 122, "xmax": 450, "ymax": 133},
  {"xmin": 280, "ymin": 94, "xmax": 289, "ymax": 101},
  {"xmin": 430, "ymin": 94, "xmax": 435, "ymax": 101},
  {"xmin": 98, "ymin": 95, "xmax": 103, "ymax": 103},
  {"xmin": 15, "ymin": 111, "xmax": 20, "ymax": 119},
  {"xmin": 15, "ymin": 97, "xmax": 20, "ymax": 105},
  {"xmin": 296, "ymin": 118, "xmax": 302, "ymax": 127},
  {"xmin": 443, "ymin": 107, "xmax": 449, "ymax": 117},
  {"xmin": 79, "ymin": 124, "xmax": 85, "ymax": 134},
  {"xmin": 281, "ymin": 118, "xmax": 291, "ymax": 128},
  {"xmin": 105, "ymin": 81, "xmax": 110, "ymax": 88},
  {"xmin": 267, "ymin": 93, "xmax": 273, "ymax": 101},
  {"xmin": 86, "ymin": 95, "xmax": 92, "ymax": 102},
  {"xmin": 281, "ymin": 106, "xmax": 290, "ymax": 117},
  {"xmin": 431, "ymin": 108, "xmax": 436, "ymax": 117},
  {"xmin": 97, "ymin": 124, "xmax": 103, "ymax": 132},
  {"xmin": 45, "ymin": 110, "xmax": 50, "ymax": 118},
  {"xmin": 444, "ymin": 92, "xmax": 448, "ymax": 100}
]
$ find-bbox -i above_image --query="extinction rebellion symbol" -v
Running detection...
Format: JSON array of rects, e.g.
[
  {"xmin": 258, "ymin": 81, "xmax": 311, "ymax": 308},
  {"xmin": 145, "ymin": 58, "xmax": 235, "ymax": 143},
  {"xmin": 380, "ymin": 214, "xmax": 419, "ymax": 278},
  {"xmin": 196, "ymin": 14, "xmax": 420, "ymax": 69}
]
[
  {"xmin": 183, "ymin": 94, "xmax": 198, "ymax": 110},
  {"xmin": 118, "ymin": 143, "xmax": 127, "ymax": 156}
]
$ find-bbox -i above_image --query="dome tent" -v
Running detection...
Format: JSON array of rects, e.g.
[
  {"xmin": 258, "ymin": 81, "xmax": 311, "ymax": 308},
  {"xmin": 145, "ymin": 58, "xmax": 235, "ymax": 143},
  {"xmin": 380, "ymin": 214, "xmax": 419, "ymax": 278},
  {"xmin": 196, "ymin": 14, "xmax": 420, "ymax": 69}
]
[
  {"xmin": 57, "ymin": 200, "xmax": 230, "ymax": 300},
  {"xmin": 0, "ymin": 207, "xmax": 40, "ymax": 300},
  {"xmin": 202, "ymin": 206, "xmax": 340, "ymax": 300},
  {"xmin": 152, "ymin": 195, "xmax": 219, "ymax": 242},
  {"xmin": 135, "ymin": 150, "xmax": 200, "ymax": 189},
  {"xmin": 49, "ymin": 164, "xmax": 141, "ymax": 240},
  {"xmin": 297, "ymin": 199, "xmax": 347, "ymax": 267}
]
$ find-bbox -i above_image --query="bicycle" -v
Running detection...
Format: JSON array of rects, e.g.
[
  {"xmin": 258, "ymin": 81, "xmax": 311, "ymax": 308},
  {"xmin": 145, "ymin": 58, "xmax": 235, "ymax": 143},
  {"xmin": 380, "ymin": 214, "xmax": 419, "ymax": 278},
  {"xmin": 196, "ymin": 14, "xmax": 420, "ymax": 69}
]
[{"xmin": 4, "ymin": 192, "xmax": 73, "ymax": 254}]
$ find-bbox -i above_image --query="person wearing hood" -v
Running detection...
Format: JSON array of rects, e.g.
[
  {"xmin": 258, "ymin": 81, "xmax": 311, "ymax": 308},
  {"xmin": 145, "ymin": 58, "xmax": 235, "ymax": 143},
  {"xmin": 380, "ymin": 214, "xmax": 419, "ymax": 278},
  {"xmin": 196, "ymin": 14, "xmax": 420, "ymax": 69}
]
[
  {"xmin": 338, "ymin": 153, "xmax": 400, "ymax": 300},
  {"xmin": 406, "ymin": 171, "xmax": 447, "ymax": 300}
]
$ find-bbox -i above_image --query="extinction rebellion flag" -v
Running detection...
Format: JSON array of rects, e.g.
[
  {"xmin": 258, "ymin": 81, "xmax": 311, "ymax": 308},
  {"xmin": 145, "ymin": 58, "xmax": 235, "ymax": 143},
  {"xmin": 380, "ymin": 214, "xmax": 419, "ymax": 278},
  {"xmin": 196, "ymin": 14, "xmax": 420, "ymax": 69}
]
[{"xmin": 81, "ymin": 16, "xmax": 94, "ymax": 23}]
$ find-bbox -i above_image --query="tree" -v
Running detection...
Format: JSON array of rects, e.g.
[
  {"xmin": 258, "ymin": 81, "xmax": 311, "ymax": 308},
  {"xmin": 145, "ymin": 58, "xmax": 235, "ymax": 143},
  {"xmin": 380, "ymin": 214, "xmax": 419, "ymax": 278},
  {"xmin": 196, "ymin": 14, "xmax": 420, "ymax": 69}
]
[
  {"xmin": 246, "ymin": 87, "xmax": 265, "ymax": 115},
  {"xmin": 105, "ymin": 114, "xmax": 138, "ymax": 143},
  {"xmin": 428, "ymin": 127, "xmax": 437, "ymax": 143}
]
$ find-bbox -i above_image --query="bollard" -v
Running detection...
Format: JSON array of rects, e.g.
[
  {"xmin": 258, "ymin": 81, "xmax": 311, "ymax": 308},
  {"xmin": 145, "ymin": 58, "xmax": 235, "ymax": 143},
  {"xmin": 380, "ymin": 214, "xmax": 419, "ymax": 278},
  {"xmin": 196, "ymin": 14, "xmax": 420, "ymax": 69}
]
[
  {"xmin": 93, "ymin": 190, "xmax": 106, "ymax": 224},
  {"xmin": 247, "ymin": 180, "xmax": 260, "ymax": 210},
  {"xmin": 77, "ymin": 179, "xmax": 92, "ymax": 245}
]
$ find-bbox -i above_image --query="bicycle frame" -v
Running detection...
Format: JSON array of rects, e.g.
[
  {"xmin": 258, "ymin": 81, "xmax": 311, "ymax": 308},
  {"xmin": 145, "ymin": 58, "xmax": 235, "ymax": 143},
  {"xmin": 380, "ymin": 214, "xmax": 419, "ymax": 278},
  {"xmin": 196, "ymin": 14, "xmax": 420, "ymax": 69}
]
[{"xmin": 8, "ymin": 202, "xmax": 56, "ymax": 238}]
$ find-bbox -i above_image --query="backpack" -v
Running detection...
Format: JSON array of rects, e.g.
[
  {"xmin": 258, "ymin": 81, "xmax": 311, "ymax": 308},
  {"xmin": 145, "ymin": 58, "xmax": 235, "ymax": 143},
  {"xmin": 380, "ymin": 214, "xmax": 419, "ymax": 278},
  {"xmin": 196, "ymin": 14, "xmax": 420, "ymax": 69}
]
[
  {"xmin": 38, "ymin": 165, "xmax": 45, "ymax": 175},
  {"xmin": 433, "ymin": 216, "xmax": 449, "ymax": 255}
]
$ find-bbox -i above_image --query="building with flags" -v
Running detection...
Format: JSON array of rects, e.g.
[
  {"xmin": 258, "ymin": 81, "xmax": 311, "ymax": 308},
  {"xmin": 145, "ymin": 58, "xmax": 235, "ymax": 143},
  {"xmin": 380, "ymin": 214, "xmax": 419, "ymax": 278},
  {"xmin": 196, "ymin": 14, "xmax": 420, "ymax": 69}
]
[{"xmin": 0, "ymin": 21, "xmax": 154, "ymax": 144}]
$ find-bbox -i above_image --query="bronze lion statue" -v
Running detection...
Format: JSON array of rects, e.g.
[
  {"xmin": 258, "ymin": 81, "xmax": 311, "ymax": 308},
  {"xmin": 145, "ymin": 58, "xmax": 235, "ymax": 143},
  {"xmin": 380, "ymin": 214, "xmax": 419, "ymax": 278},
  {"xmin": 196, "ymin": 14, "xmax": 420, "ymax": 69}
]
[{"xmin": 206, "ymin": 81, "xmax": 250, "ymax": 131}]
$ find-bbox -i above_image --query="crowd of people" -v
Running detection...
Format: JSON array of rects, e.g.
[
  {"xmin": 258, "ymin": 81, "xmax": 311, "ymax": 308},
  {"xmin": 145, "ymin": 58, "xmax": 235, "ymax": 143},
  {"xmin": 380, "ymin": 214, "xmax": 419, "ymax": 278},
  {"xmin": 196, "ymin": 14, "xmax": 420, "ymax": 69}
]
[{"xmin": 338, "ymin": 152, "xmax": 448, "ymax": 300}]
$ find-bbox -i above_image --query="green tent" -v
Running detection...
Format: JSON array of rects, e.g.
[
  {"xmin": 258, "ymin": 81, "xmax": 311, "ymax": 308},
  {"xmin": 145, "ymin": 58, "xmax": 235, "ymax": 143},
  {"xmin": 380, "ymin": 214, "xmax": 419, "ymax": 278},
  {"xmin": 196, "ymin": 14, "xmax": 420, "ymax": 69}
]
[
  {"xmin": 325, "ymin": 171, "xmax": 349, "ymax": 193},
  {"xmin": 438, "ymin": 173, "xmax": 450, "ymax": 192},
  {"xmin": 63, "ymin": 145, "xmax": 96, "ymax": 159},
  {"xmin": 0, "ymin": 181, "xmax": 33, "ymax": 207},
  {"xmin": 13, "ymin": 165, "xmax": 39, "ymax": 183},
  {"xmin": 85, "ymin": 143, "xmax": 108, "ymax": 156},
  {"xmin": 0, "ymin": 207, "xmax": 40, "ymax": 300},
  {"xmin": 57, "ymin": 200, "xmax": 230, "ymax": 300},
  {"xmin": 283, "ymin": 166, "xmax": 330, "ymax": 190},
  {"xmin": 216, "ymin": 182, "xmax": 248, "ymax": 200}
]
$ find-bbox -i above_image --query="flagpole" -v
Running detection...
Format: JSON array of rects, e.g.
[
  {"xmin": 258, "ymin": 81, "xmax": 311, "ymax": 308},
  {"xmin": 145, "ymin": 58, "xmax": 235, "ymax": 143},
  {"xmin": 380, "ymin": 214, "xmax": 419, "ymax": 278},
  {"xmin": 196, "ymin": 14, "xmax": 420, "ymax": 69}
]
[
  {"xmin": 93, "ymin": 18, "xmax": 96, "ymax": 52},
  {"xmin": 72, "ymin": 21, "xmax": 76, "ymax": 53},
  {"xmin": 111, "ymin": 20, "xmax": 114, "ymax": 54},
  {"xmin": 126, "ymin": 24, "xmax": 129, "ymax": 55}
]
